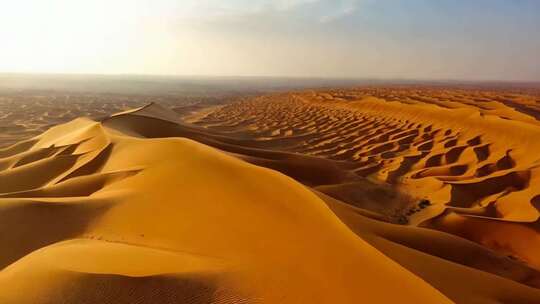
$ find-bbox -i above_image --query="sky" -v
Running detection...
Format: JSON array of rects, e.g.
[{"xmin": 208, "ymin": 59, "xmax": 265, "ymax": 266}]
[{"xmin": 0, "ymin": 0, "xmax": 539, "ymax": 81}]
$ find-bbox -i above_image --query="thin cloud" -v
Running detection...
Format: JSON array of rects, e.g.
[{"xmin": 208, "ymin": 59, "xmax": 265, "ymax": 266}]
[
  {"xmin": 272, "ymin": 0, "xmax": 321, "ymax": 11},
  {"xmin": 319, "ymin": 0, "xmax": 361, "ymax": 23},
  {"xmin": 180, "ymin": 0, "xmax": 360, "ymax": 23}
]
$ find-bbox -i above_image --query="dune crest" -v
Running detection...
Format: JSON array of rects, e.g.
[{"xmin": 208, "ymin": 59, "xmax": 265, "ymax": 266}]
[
  {"xmin": 2, "ymin": 95, "xmax": 540, "ymax": 303},
  {"xmin": 0, "ymin": 106, "xmax": 452, "ymax": 303},
  {"xmin": 197, "ymin": 88, "xmax": 540, "ymax": 271}
]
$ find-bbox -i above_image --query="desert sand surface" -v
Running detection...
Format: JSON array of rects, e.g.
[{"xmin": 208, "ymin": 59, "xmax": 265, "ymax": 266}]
[
  {"xmin": 198, "ymin": 87, "xmax": 540, "ymax": 267},
  {"xmin": 1, "ymin": 85, "xmax": 540, "ymax": 303},
  {"xmin": 0, "ymin": 91, "xmax": 233, "ymax": 149}
]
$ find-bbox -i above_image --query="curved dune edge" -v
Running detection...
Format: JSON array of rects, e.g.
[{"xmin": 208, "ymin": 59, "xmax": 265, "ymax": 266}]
[
  {"xmin": 0, "ymin": 110, "xmax": 450, "ymax": 303},
  {"xmin": 198, "ymin": 89, "xmax": 540, "ymax": 272},
  {"xmin": 0, "ymin": 102, "xmax": 539, "ymax": 303}
]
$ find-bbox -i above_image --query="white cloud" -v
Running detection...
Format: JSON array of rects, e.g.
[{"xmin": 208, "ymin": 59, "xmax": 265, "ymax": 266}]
[
  {"xmin": 175, "ymin": 0, "xmax": 360, "ymax": 23},
  {"xmin": 319, "ymin": 0, "xmax": 361, "ymax": 23},
  {"xmin": 272, "ymin": 0, "xmax": 321, "ymax": 11}
]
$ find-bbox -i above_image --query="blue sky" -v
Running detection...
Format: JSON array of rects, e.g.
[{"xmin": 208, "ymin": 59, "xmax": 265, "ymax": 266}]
[{"xmin": 1, "ymin": 0, "xmax": 538, "ymax": 80}]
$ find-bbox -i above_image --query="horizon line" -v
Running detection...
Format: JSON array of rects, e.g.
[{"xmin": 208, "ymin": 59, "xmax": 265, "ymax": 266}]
[{"xmin": 1, "ymin": 71, "xmax": 539, "ymax": 85}]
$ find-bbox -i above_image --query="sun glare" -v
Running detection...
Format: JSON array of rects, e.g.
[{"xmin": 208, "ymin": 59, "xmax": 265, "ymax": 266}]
[{"xmin": 0, "ymin": 0, "xmax": 145, "ymax": 73}]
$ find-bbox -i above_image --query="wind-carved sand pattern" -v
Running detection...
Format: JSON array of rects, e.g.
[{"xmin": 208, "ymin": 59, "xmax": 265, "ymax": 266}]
[
  {"xmin": 1, "ymin": 88, "xmax": 540, "ymax": 303},
  {"xmin": 0, "ymin": 92, "xmax": 219, "ymax": 149},
  {"xmin": 197, "ymin": 87, "xmax": 540, "ymax": 269}
]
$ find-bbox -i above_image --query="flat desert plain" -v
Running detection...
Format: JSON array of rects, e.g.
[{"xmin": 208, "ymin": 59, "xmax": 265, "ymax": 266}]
[{"xmin": 1, "ymin": 86, "xmax": 540, "ymax": 303}]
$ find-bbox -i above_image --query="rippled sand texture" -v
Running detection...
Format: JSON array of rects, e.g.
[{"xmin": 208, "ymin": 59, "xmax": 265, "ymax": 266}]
[
  {"xmin": 1, "ymin": 87, "xmax": 540, "ymax": 303},
  {"xmin": 198, "ymin": 87, "xmax": 540, "ymax": 270},
  {"xmin": 0, "ymin": 94, "xmax": 142, "ymax": 148},
  {"xmin": 0, "ymin": 92, "xmax": 220, "ymax": 148}
]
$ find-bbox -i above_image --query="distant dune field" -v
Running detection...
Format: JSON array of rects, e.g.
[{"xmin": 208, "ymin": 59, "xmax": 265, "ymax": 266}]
[
  {"xmin": 199, "ymin": 88, "xmax": 540, "ymax": 261},
  {"xmin": 1, "ymin": 86, "xmax": 540, "ymax": 303}
]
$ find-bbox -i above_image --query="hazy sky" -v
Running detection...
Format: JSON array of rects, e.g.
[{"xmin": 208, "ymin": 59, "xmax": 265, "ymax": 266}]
[{"xmin": 1, "ymin": 0, "xmax": 539, "ymax": 81}]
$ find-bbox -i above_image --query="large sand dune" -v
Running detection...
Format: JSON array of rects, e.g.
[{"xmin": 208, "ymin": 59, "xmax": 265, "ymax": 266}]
[
  {"xmin": 1, "ymin": 86, "xmax": 540, "ymax": 303},
  {"xmin": 198, "ymin": 88, "xmax": 540, "ymax": 271}
]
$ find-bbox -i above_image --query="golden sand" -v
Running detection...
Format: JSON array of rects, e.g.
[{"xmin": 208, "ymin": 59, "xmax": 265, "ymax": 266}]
[{"xmin": 1, "ymin": 87, "xmax": 540, "ymax": 303}]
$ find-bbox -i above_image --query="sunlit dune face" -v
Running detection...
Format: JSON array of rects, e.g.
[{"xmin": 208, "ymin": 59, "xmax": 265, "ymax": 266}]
[{"xmin": 2, "ymin": 88, "xmax": 540, "ymax": 302}]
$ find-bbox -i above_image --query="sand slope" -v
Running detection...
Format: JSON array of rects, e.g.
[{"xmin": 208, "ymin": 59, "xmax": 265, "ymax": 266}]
[
  {"xmin": 0, "ymin": 106, "xmax": 453, "ymax": 303},
  {"xmin": 198, "ymin": 88, "xmax": 540, "ymax": 272},
  {"xmin": 1, "ymin": 94, "xmax": 540, "ymax": 303}
]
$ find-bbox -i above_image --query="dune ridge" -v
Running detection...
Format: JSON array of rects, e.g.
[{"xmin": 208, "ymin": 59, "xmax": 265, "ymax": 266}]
[
  {"xmin": 1, "ymin": 89, "xmax": 540, "ymax": 303},
  {"xmin": 197, "ymin": 88, "xmax": 540, "ymax": 272},
  {"xmin": 0, "ymin": 105, "xmax": 452, "ymax": 303}
]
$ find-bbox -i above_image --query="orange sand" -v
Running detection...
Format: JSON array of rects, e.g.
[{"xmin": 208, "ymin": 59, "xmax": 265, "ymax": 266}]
[
  {"xmin": 199, "ymin": 88, "xmax": 540, "ymax": 272},
  {"xmin": 1, "ymin": 86, "xmax": 540, "ymax": 303}
]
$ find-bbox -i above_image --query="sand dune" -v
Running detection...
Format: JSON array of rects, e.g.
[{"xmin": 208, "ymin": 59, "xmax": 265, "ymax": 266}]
[
  {"xmin": 0, "ymin": 91, "xmax": 223, "ymax": 149},
  {"xmin": 1, "ymin": 87, "xmax": 540, "ymax": 303},
  {"xmin": 197, "ymin": 88, "xmax": 540, "ymax": 272},
  {"xmin": 0, "ymin": 104, "xmax": 451, "ymax": 303}
]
